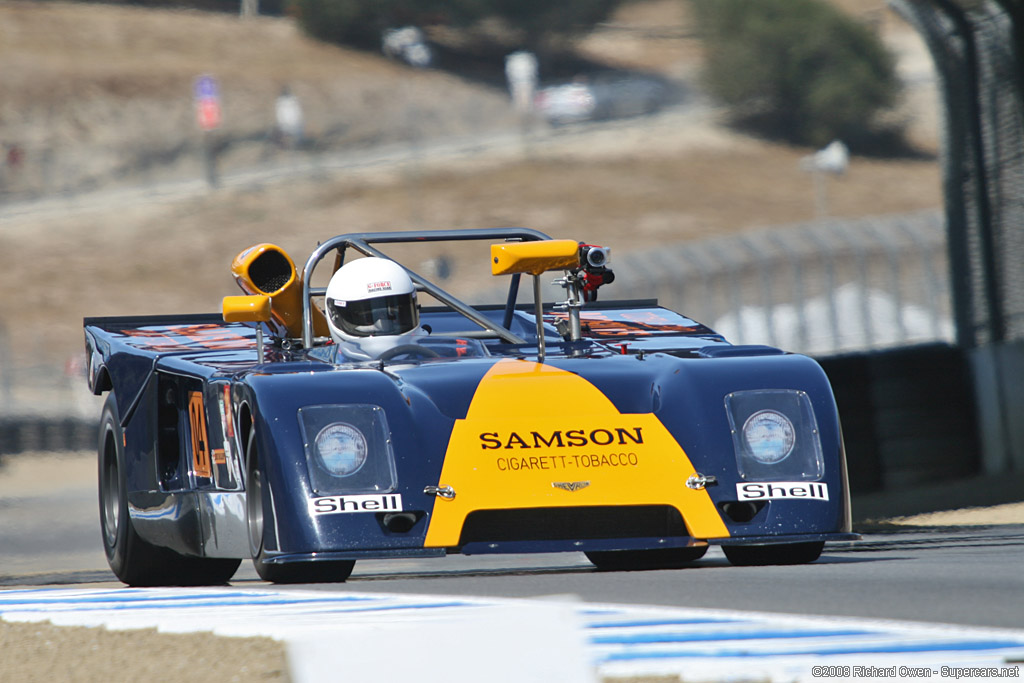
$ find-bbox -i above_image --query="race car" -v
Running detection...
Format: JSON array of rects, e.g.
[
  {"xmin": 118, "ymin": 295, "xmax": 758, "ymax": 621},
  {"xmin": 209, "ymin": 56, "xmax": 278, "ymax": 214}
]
[{"xmin": 83, "ymin": 228, "xmax": 856, "ymax": 586}]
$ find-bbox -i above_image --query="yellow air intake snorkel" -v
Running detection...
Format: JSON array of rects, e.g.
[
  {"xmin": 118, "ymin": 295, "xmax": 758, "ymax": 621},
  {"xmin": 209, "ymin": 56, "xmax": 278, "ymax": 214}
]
[{"xmin": 230, "ymin": 243, "xmax": 329, "ymax": 340}]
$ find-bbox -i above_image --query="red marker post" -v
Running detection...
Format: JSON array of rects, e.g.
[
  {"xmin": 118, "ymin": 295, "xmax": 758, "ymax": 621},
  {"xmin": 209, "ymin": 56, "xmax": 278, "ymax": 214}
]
[{"xmin": 194, "ymin": 75, "xmax": 222, "ymax": 187}]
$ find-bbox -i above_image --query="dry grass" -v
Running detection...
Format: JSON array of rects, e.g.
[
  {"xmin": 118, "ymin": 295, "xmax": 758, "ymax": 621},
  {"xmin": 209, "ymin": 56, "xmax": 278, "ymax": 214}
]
[
  {"xmin": 0, "ymin": 1, "xmax": 942, "ymax": 372},
  {"xmin": 0, "ymin": 0, "xmax": 517, "ymax": 179},
  {"xmin": 0, "ymin": 1, "xmax": 405, "ymax": 103},
  {"xmin": 0, "ymin": 620, "xmax": 289, "ymax": 683},
  {"xmin": 0, "ymin": 133, "xmax": 941, "ymax": 366}
]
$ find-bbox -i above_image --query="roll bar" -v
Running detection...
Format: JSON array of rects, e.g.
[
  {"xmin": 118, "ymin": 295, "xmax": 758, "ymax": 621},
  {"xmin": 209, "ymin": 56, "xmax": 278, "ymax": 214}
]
[{"xmin": 300, "ymin": 228, "xmax": 552, "ymax": 349}]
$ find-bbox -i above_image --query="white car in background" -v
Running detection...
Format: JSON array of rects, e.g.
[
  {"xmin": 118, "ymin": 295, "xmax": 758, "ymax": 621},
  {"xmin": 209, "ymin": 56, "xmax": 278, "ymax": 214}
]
[
  {"xmin": 533, "ymin": 81, "xmax": 597, "ymax": 124},
  {"xmin": 535, "ymin": 72, "xmax": 668, "ymax": 125}
]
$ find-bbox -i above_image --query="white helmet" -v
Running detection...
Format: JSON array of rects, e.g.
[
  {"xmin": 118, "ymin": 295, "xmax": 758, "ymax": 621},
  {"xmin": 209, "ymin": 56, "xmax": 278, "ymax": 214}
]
[{"xmin": 324, "ymin": 257, "xmax": 422, "ymax": 359}]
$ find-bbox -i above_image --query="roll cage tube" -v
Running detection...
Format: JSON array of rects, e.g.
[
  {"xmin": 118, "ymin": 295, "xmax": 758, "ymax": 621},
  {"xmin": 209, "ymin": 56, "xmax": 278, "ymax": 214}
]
[{"xmin": 300, "ymin": 228, "xmax": 552, "ymax": 349}]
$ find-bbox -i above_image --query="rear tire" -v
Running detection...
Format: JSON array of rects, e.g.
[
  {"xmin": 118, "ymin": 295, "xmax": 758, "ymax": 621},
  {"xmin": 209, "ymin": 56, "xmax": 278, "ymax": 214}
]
[
  {"xmin": 99, "ymin": 392, "xmax": 240, "ymax": 586},
  {"xmin": 722, "ymin": 541, "xmax": 824, "ymax": 566},
  {"xmin": 586, "ymin": 545, "xmax": 708, "ymax": 571},
  {"xmin": 246, "ymin": 430, "xmax": 355, "ymax": 583}
]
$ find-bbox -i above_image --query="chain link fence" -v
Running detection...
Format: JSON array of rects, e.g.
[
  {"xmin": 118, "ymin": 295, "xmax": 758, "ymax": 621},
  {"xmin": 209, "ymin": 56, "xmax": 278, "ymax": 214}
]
[
  {"xmin": 894, "ymin": 0, "xmax": 1024, "ymax": 349},
  {"xmin": 2, "ymin": 208, "xmax": 956, "ymax": 470},
  {"xmin": 891, "ymin": 0, "xmax": 1024, "ymax": 475},
  {"xmin": 587, "ymin": 210, "xmax": 953, "ymax": 357},
  {"xmin": 4, "ymin": 210, "xmax": 953, "ymax": 420}
]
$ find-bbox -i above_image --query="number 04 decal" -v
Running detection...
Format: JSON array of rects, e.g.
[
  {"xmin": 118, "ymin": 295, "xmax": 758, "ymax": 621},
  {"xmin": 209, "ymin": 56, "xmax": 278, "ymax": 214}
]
[{"xmin": 189, "ymin": 391, "xmax": 212, "ymax": 479}]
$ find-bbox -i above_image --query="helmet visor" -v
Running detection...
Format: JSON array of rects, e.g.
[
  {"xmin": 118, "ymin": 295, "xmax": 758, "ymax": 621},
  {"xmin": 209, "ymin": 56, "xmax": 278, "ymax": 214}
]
[{"xmin": 328, "ymin": 294, "xmax": 418, "ymax": 338}]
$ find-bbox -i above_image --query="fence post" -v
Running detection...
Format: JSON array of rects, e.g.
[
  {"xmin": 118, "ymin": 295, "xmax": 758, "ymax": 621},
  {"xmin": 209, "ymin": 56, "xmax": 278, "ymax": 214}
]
[
  {"xmin": 898, "ymin": 215, "xmax": 945, "ymax": 339},
  {"xmin": 803, "ymin": 225, "xmax": 840, "ymax": 353},
  {"xmin": 769, "ymin": 232, "xmax": 810, "ymax": 351},
  {"xmin": 866, "ymin": 219, "xmax": 907, "ymax": 343}
]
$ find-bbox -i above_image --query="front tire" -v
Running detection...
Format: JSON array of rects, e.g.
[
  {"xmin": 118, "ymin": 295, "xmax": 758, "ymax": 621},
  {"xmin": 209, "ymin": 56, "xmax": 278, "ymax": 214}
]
[
  {"xmin": 246, "ymin": 430, "xmax": 355, "ymax": 583},
  {"xmin": 586, "ymin": 545, "xmax": 708, "ymax": 571},
  {"xmin": 722, "ymin": 541, "xmax": 824, "ymax": 566},
  {"xmin": 99, "ymin": 392, "xmax": 240, "ymax": 586}
]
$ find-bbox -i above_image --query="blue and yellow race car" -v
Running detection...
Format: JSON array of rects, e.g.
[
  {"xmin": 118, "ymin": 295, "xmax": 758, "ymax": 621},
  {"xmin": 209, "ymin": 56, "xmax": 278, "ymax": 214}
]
[{"xmin": 84, "ymin": 228, "xmax": 855, "ymax": 586}]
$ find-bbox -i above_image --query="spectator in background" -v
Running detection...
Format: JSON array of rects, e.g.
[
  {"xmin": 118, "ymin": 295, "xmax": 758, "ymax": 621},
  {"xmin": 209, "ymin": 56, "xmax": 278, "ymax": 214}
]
[
  {"xmin": 274, "ymin": 86, "xmax": 304, "ymax": 149},
  {"xmin": 505, "ymin": 50, "xmax": 538, "ymax": 116},
  {"xmin": 1, "ymin": 143, "xmax": 25, "ymax": 197},
  {"xmin": 382, "ymin": 27, "xmax": 433, "ymax": 69},
  {"xmin": 6, "ymin": 144, "xmax": 24, "ymax": 170}
]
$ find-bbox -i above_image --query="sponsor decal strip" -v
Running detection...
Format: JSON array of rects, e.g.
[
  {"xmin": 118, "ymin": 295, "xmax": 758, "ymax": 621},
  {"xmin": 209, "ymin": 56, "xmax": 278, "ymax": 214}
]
[
  {"xmin": 0, "ymin": 588, "xmax": 1021, "ymax": 682},
  {"xmin": 496, "ymin": 452, "xmax": 639, "ymax": 472},
  {"xmin": 736, "ymin": 481, "xmax": 829, "ymax": 501},
  {"xmin": 309, "ymin": 494, "xmax": 403, "ymax": 516},
  {"xmin": 426, "ymin": 359, "xmax": 731, "ymax": 546},
  {"xmin": 479, "ymin": 427, "xmax": 645, "ymax": 450}
]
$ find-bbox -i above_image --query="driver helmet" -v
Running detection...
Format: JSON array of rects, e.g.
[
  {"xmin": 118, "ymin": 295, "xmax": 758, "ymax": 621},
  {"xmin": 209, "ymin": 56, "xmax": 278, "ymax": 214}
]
[{"xmin": 324, "ymin": 257, "xmax": 422, "ymax": 359}]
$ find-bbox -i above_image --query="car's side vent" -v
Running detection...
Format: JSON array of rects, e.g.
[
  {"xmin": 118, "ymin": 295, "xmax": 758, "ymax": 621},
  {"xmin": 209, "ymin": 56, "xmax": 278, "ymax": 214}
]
[
  {"xmin": 458, "ymin": 505, "xmax": 688, "ymax": 545},
  {"xmin": 156, "ymin": 373, "xmax": 184, "ymax": 490}
]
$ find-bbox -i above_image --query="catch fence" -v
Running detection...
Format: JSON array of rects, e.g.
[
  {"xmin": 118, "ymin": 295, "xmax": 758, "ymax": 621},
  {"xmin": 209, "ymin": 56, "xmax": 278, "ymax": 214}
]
[
  {"xmin": 584, "ymin": 209, "xmax": 952, "ymax": 357},
  {"xmin": 2, "ymin": 210, "xmax": 952, "ymax": 420}
]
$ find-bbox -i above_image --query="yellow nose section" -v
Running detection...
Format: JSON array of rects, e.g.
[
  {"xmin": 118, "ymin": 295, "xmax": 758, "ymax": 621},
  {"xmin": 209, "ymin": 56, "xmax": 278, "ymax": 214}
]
[{"xmin": 423, "ymin": 359, "xmax": 730, "ymax": 547}]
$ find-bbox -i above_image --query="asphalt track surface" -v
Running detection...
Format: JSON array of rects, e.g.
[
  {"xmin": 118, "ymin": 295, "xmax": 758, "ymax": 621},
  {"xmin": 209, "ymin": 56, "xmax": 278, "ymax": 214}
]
[{"xmin": 1, "ymin": 453, "xmax": 1021, "ymax": 631}]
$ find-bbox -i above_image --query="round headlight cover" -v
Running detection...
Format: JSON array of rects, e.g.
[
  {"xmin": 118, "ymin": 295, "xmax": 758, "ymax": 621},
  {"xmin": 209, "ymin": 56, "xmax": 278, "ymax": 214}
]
[
  {"xmin": 742, "ymin": 409, "xmax": 796, "ymax": 464},
  {"xmin": 314, "ymin": 423, "xmax": 367, "ymax": 476}
]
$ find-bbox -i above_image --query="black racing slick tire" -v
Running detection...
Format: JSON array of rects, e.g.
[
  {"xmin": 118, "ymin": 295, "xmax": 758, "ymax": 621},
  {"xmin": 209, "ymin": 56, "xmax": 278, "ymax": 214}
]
[
  {"xmin": 586, "ymin": 545, "xmax": 709, "ymax": 571},
  {"xmin": 722, "ymin": 541, "xmax": 824, "ymax": 566},
  {"xmin": 98, "ymin": 392, "xmax": 240, "ymax": 586},
  {"xmin": 246, "ymin": 430, "xmax": 355, "ymax": 584}
]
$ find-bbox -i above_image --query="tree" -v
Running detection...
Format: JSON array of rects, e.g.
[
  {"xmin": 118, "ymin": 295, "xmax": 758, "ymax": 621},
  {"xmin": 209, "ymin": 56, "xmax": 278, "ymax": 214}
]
[
  {"xmin": 692, "ymin": 0, "xmax": 900, "ymax": 148},
  {"xmin": 288, "ymin": 0, "xmax": 429, "ymax": 48},
  {"xmin": 291, "ymin": 0, "xmax": 622, "ymax": 52},
  {"xmin": 473, "ymin": 0, "xmax": 622, "ymax": 50}
]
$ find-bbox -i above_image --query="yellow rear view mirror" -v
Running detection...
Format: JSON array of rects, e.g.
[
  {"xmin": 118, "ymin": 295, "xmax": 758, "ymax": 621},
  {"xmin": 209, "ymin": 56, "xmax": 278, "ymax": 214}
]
[
  {"xmin": 490, "ymin": 240, "xmax": 580, "ymax": 276},
  {"xmin": 222, "ymin": 295, "xmax": 272, "ymax": 324}
]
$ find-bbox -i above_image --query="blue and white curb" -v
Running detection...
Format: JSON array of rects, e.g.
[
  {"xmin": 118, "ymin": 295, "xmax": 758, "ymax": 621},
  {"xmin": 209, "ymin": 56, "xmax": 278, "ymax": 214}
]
[{"xmin": 0, "ymin": 588, "xmax": 1021, "ymax": 682}]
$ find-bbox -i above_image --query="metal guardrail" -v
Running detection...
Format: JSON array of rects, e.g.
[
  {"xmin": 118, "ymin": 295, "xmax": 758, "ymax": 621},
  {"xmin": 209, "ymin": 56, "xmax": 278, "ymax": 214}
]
[
  {"xmin": 482, "ymin": 209, "xmax": 952, "ymax": 357},
  {"xmin": 604, "ymin": 209, "xmax": 952, "ymax": 356},
  {"xmin": 1, "ymin": 210, "xmax": 952, "ymax": 456},
  {"xmin": 0, "ymin": 417, "xmax": 97, "ymax": 456}
]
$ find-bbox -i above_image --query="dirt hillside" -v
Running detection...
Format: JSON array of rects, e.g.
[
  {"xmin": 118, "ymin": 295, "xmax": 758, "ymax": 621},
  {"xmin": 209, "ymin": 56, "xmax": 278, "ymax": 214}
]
[{"xmin": 0, "ymin": 0, "xmax": 942, "ymax": 380}]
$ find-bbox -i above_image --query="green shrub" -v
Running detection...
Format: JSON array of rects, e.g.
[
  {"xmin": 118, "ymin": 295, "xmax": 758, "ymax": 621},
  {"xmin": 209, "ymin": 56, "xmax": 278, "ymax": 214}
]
[
  {"xmin": 692, "ymin": 0, "xmax": 900, "ymax": 147},
  {"xmin": 290, "ymin": 0, "xmax": 621, "ymax": 52},
  {"xmin": 288, "ymin": 0, "xmax": 415, "ymax": 48}
]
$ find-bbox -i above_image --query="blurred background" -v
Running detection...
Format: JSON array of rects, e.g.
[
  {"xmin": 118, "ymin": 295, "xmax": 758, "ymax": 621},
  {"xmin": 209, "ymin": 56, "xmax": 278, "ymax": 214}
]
[{"xmin": 0, "ymin": 0, "xmax": 1021, "ymax": 508}]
